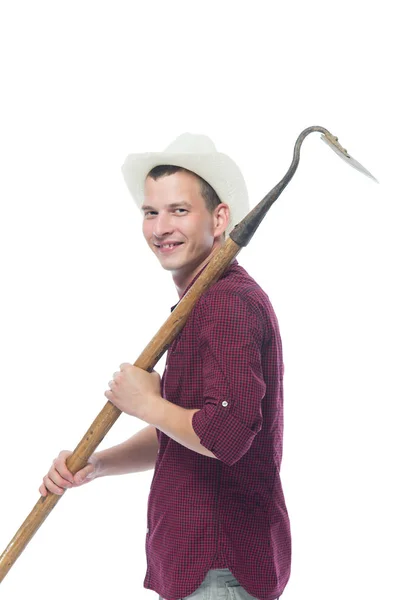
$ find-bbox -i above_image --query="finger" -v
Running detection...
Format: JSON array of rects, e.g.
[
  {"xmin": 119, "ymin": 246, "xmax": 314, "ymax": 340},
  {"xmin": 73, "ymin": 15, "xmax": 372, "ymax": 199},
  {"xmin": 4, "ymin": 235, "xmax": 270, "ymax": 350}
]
[
  {"xmin": 49, "ymin": 469, "xmax": 73, "ymax": 490},
  {"xmin": 39, "ymin": 483, "xmax": 47, "ymax": 497},
  {"xmin": 42, "ymin": 475, "xmax": 67, "ymax": 496},
  {"xmin": 55, "ymin": 452, "xmax": 75, "ymax": 484},
  {"xmin": 52, "ymin": 461, "xmax": 75, "ymax": 485},
  {"xmin": 119, "ymin": 362, "xmax": 132, "ymax": 371}
]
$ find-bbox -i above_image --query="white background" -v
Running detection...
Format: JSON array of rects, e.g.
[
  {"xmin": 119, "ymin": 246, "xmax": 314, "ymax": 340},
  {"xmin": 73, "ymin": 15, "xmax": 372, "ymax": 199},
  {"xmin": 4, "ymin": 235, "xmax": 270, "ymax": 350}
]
[{"xmin": 0, "ymin": 1, "xmax": 399, "ymax": 599}]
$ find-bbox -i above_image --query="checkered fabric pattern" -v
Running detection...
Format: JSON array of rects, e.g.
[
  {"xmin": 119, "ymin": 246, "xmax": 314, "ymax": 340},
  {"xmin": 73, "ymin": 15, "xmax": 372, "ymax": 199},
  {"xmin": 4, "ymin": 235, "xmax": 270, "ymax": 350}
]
[{"xmin": 144, "ymin": 260, "xmax": 291, "ymax": 600}]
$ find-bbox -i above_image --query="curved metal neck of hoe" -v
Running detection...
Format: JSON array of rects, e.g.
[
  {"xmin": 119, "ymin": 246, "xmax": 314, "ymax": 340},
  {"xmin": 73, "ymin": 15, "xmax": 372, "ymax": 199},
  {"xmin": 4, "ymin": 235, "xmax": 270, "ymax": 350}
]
[{"xmin": 230, "ymin": 125, "xmax": 329, "ymax": 247}]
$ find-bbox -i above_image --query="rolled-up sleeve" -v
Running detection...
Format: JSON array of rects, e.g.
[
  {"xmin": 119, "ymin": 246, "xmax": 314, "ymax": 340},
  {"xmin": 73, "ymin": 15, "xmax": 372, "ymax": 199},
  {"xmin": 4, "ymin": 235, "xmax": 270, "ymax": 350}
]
[{"xmin": 191, "ymin": 291, "xmax": 267, "ymax": 466}]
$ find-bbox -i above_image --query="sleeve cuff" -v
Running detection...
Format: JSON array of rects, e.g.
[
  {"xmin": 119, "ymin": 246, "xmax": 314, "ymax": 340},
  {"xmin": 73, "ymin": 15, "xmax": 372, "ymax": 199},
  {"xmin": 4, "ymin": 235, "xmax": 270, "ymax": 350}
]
[{"xmin": 192, "ymin": 402, "xmax": 260, "ymax": 466}]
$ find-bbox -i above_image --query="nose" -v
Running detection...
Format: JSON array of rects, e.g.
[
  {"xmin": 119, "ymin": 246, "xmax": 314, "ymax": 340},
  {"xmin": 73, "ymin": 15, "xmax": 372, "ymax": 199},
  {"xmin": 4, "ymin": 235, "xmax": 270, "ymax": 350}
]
[{"xmin": 153, "ymin": 211, "xmax": 174, "ymax": 238}]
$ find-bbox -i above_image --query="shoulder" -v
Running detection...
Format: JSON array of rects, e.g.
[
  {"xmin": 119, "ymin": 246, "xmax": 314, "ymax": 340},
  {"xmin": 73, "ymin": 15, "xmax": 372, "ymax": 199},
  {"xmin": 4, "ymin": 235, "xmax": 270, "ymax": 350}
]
[
  {"xmin": 197, "ymin": 261, "xmax": 271, "ymax": 313},
  {"xmin": 195, "ymin": 261, "xmax": 278, "ymax": 338}
]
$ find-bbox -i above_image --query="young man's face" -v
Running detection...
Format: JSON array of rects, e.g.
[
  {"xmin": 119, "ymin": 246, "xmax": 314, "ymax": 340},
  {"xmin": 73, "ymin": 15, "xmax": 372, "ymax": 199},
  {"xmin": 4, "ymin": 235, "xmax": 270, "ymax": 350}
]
[{"xmin": 142, "ymin": 170, "xmax": 228, "ymax": 285}]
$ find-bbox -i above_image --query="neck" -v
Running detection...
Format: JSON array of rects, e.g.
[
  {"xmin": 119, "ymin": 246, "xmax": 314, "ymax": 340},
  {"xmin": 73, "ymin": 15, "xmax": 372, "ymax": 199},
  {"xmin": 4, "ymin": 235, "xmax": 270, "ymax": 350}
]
[{"xmin": 173, "ymin": 243, "xmax": 223, "ymax": 299}]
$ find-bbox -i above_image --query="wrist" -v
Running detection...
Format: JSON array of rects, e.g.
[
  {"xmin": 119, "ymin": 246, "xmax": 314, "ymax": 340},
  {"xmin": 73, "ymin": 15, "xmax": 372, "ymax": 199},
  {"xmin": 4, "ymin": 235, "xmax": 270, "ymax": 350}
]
[
  {"xmin": 90, "ymin": 452, "xmax": 106, "ymax": 478},
  {"xmin": 141, "ymin": 394, "xmax": 168, "ymax": 427}
]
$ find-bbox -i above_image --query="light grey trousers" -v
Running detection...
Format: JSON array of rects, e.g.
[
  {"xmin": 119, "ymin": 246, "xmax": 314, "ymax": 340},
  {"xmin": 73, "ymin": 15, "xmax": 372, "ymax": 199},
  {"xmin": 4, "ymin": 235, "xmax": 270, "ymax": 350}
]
[{"xmin": 158, "ymin": 568, "xmax": 280, "ymax": 600}]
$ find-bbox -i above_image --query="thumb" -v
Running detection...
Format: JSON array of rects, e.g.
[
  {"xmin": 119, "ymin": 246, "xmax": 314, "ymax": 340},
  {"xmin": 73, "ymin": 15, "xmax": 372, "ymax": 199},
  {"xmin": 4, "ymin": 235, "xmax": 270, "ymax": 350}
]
[{"xmin": 74, "ymin": 463, "xmax": 95, "ymax": 485}]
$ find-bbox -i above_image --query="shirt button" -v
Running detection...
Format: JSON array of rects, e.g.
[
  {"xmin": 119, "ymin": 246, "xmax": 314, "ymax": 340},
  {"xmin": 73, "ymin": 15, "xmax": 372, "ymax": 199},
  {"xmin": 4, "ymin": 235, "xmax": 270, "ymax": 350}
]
[{"xmin": 222, "ymin": 401, "xmax": 228, "ymax": 407}]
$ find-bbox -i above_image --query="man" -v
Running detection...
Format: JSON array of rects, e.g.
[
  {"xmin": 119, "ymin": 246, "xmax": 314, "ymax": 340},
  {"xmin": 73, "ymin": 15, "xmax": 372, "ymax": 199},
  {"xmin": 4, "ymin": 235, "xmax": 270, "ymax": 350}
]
[{"xmin": 40, "ymin": 133, "xmax": 291, "ymax": 600}]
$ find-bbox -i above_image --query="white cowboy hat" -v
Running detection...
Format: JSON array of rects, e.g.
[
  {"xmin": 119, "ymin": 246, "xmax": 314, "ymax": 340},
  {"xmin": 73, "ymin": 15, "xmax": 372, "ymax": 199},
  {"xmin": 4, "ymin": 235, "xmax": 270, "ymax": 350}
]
[{"xmin": 121, "ymin": 133, "xmax": 249, "ymax": 236}]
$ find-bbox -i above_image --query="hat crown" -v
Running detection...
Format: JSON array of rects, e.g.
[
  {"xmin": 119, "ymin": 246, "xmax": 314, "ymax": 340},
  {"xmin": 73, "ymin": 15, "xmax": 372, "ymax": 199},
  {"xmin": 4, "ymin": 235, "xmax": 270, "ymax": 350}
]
[{"xmin": 164, "ymin": 133, "xmax": 217, "ymax": 154}]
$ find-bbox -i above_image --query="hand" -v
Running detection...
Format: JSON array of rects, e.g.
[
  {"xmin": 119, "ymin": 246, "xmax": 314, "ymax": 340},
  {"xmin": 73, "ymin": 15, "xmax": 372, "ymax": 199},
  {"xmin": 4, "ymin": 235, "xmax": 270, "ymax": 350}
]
[
  {"xmin": 39, "ymin": 450, "xmax": 98, "ymax": 497},
  {"xmin": 104, "ymin": 363, "xmax": 162, "ymax": 420}
]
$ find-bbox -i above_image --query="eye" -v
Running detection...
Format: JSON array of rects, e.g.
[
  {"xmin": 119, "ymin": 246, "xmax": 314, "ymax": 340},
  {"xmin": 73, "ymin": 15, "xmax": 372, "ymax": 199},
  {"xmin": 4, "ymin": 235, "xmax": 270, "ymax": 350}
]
[
  {"xmin": 174, "ymin": 208, "xmax": 188, "ymax": 214},
  {"xmin": 144, "ymin": 210, "xmax": 157, "ymax": 218}
]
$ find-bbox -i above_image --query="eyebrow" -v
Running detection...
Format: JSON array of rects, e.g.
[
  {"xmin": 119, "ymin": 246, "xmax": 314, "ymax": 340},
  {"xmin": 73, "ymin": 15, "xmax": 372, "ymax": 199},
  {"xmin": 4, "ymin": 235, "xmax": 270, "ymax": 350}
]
[{"xmin": 141, "ymin": 201, "xmax": 192, "ymax": 212}]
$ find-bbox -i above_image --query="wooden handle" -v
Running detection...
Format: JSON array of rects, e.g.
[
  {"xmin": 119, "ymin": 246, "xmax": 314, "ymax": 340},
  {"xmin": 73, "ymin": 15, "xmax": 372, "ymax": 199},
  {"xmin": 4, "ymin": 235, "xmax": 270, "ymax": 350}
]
[{"xmin": 0, "ymin": 237, "xmax": 241, "ymax": 583}]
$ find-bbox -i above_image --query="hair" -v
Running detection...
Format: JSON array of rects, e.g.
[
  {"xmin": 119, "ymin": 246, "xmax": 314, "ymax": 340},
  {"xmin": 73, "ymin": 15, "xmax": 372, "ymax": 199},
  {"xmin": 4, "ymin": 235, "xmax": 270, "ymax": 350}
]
[{"xmin": 146, "ymin": 165, "xmax": 222, "ymax": 214}]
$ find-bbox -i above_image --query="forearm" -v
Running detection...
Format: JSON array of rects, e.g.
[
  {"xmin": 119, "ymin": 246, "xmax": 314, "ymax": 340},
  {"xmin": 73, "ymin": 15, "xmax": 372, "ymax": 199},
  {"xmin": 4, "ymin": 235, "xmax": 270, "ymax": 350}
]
[
  {"xmin": 144, "ymin": 396, "xmax": 217, "ymax": 459},
  {"xmin": 94, "ymin": 424, "xmax": 159, "ymax": 477}
]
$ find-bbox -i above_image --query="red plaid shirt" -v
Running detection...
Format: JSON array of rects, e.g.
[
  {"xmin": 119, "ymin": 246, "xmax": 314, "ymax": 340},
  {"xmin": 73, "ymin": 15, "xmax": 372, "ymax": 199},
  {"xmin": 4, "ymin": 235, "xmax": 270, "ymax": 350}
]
[{"xmin": 144, "ymin": 260, "xmax": 291, "ymax": 600}]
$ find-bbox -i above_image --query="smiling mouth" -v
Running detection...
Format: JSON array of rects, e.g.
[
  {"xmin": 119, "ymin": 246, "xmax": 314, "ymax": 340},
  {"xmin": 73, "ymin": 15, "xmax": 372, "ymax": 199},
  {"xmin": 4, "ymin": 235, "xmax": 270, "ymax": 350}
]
[
  {"xmin": 154, "ymin": 242, "xmax": 183, "ymax": 249},
  {"xmin": 154, "ymin": 242, "xmax": 184, "ymax": 255}
]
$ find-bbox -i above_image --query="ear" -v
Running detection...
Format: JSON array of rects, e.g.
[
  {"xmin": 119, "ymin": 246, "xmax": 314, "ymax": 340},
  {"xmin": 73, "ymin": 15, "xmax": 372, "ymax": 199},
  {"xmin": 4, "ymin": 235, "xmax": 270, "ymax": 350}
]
[{"xmin": 213, "ymin": 203, "xmax": 230, "ymax": 238}]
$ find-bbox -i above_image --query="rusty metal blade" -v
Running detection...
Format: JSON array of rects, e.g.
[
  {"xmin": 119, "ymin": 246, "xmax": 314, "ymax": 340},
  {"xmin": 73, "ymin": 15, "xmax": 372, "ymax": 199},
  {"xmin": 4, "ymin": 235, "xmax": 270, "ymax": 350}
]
[{"xmin": 321, "ymin": 134, "xmax": 379, "ymax": 183}]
